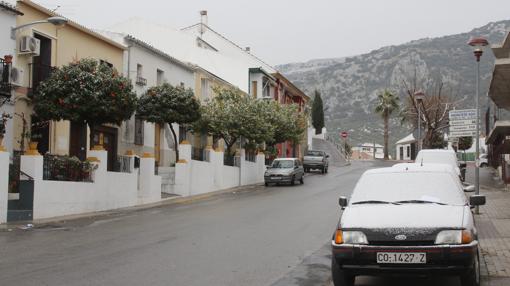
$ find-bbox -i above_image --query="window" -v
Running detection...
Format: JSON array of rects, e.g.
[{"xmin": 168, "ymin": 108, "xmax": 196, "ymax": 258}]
[
  {"xmin": 136, "ymin": 64, "xmax": 143, "ymax": 78},
  {"xmin": 201, "ymin": 78, "xmax": 210, "ymax": 100},
  {"xmin": 156, "ymin": 69, "xmax": 165, "ymax": 85},
  {"xmin": 99, "ymin": 60, "xmax": 113, "ymax": 68},
  {"xmin": 406, "ymin": 146, "xmax": 410, "ymax": 158},
  {"xmin": 400, "ymin": 147, "xmax": 404, "ymax": 159},
  {"xmin": 180, "ymin": 82, "xmax": 185, "ymax": 88},
  {"xmin": 262, "ymin": 78, "xmax": 270, "ymax": 98},
  {"xmin": 134, "ymin": 116, "xmax": 144, "ymax": 145},
  {"xmin": 252, "ymin": 81, "xmax": 257, "ymax": 98},
  {"xmin": 136, "ymin": 64, "xmax": 146, "ymax": 86}
]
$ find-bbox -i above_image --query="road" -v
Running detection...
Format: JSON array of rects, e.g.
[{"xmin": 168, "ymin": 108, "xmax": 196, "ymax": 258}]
[{"xmin": 0, "ymin": 141, "xmax": 459, "ymax": 286}]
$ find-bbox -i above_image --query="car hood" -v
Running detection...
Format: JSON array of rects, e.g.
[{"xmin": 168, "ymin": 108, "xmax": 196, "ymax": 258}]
[
  {"xmin": 265, "ymin": 168, "xmax": 293, "ymax": 175},
  {"xmin": 341, "ymin": 204, "xmax": 465, "ymax": 229}
]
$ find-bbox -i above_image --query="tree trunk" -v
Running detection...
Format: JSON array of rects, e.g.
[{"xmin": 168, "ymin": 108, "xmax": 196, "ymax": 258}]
[
  {"xmin": 384, "ymin": 113, "xmax": 389, "ymax": 160},
  {"xmin": 169, "ymin": 123, "xmax": 179, "ymax": 162}
]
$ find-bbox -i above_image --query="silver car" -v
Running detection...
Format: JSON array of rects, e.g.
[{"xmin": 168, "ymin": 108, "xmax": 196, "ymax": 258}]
[{"xmin": 264, "ymin": 158, "xmax": 305, "ymax": 186}]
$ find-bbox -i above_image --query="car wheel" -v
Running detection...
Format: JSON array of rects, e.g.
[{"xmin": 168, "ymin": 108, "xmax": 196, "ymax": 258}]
[
  {"xmin": 265, "ymin": 182, "xmax": 269, "ymax": 187},
  {"xmin": 300, "ymin": 176, "xmax": 304, "ymax": 184},
  {"xmin": 291, "ymin": 175, "xmax": 295, "ymax": 186},
  {"xmin": 480, "ymin": 163, "xmax": 488, "ymax": 168},
  {"xmin": 321, "ymin": 167, "xmax": 325, "ymax": 174},
  {"xmin": 325, "ymin": 167, "xmax": 329, "ymax": 174},
  {"xmin": 331, "ymin": 258, "xmax": 355, "ymax": 286},
  {"xmin": 460, "ymin": 250, "xmax": 480, "ymax": 286}
]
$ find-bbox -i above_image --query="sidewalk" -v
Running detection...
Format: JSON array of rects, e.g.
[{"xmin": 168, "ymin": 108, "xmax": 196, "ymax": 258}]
[{"xmin": 466, "ymin": 166, "xmax": 510, "ymax": 285}]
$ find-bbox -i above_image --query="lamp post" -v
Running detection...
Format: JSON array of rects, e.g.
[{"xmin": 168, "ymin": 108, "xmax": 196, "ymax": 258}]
[
  {"xmin": 468, "ymin": 36, "xmax": 489, "ymax": 214},
  {"xmin": 414, "ymin": 90, "xmax": 425, "ymax": 151},
  {"xmin": 11, "ymin": 16, "xmax": 68, "ymax": 39}
]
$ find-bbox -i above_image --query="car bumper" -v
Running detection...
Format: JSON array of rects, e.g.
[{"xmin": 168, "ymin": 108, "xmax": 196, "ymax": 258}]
[
  {"xmin": 332, "ymin": 241, "xmax": 478, "ymax": 276},
  {"xmin": 303, "ymin": 163, "xmax": 325, "ymax": 168},
  {"xmin": 264, "ymin": 176, "xmax": 293, "ymax": 183}
]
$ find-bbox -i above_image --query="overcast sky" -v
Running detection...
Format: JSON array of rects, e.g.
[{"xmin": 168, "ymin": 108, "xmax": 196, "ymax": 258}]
[{"xmin": 32, "ymin": 0, "xmax": 510, "ymax": 66}]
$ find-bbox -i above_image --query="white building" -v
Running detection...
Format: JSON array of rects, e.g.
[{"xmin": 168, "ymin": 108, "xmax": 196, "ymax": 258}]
[
  {"xmin": 353, "ymin": 142, "xmax": 384, "ymax": 159},
  {"xmin": 0, "ymin": 2, "xmax": 23, "ymax": 154},
  {"xmin": 395, "ymin": 133, "xmax": 417, "ymax": 161}
]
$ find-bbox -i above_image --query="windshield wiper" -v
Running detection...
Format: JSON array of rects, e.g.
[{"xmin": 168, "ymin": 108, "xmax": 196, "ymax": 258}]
[
  {"xmin": 352, "ymin": 200, "xmax": 400, "ymax": 205},
  {"xmin": 394, "ymin": 200, "xmax": 447, "ymax": 205}
]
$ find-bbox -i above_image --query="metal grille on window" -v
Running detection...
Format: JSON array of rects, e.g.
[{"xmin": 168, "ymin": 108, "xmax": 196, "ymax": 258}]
[{"xmin": 134, "ymin": 117, "xmax": 144, "ymax": 145}]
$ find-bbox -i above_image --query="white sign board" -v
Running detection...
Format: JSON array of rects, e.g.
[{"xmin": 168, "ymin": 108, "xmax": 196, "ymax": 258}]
[
  {"xmin": 450, "ymin": 119, "xmax": 477, "ymax": 126},
  {"xmin": 449, "ymin": 109, "xmax": 477, "ymax": 121},
  {"xmin": 449, "ymin": 130, "xmax": 477, "ymax": 137},
  {"xmin": 450, "ymin": 125, "xmax": 478, "ymax": 132}
]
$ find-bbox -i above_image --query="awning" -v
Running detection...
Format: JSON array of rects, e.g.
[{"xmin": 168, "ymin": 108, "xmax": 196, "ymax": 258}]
[
  {"xmin": 489, "ymin": 59, "xmax": 510, "ymax": 109},
  {"xmin": 486, "ymin": 120, "xmax": 510, "ymax": 144}
]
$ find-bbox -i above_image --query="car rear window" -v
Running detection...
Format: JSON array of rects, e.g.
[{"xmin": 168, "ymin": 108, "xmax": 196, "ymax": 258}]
[
  {"xmin": 306, "ymin": 151, "xmax": 323, "ymax": 156},
  {"xmin": 350, "ymin": 172, "xmax": 466, "ymax": 206}
]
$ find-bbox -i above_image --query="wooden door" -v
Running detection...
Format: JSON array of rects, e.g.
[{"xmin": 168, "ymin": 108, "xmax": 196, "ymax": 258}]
[
  {"xmin": 154, "ymin": 123, "xmax": 161, "ymax": 166},
  {"xmin": 91, "ymin": 126, "xmax": 118, "ymax": 171},
  {"xmin": 69, "ymin": 122, "xmax": 87, "ymax": 161}
]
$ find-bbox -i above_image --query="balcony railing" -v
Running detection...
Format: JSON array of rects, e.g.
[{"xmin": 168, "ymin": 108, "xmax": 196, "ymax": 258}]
[
  {"xmin": 224, "ymin": 154, "xmax": 240, "ymax": 167},
  {"xmin": 0, "ymin": 58, "xmax": 11, "ymax": 97},
  {"xmin": 245, "ymin": 150, "xmax": 256, "ymax": 162},
  {"xmin": 43, "ymin": 154, "xmax": 95, "ymax": 182},
  {"xmin": 112, "ymin": 155, "xmax": 133, "ymax": 173},
  {"xmin": 136, "ymin": 76, "xmax": 147, "ymax": 86},
  {"xmin": 28, "ymin": 63, "xmax": 55, "ymax": 98},
  {"xmin": 192, "ymin": 147, "xmax": 210, "ymax": 162}
]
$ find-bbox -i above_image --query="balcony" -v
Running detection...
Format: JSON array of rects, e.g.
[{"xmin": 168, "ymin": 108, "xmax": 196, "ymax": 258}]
[
  {"xmin": 136, "ymin": 76, "xmax": 147, "ymax": 86},
  {"xmin": 0, "ymin": 58, "xmax": 11, "ymax": 98},
  {"xmin": 28, "ymin": 63, "xmax": 55, "ymax": 98}
]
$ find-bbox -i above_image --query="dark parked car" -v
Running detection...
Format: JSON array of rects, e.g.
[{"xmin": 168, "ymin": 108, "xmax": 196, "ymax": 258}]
[
  {"xmin": 264, "ymin": 158, "xmax": 304, "ymax": 186},
  {"xmin": 331, "ymin": 164, "xmax": 485, "ymax": 286}
]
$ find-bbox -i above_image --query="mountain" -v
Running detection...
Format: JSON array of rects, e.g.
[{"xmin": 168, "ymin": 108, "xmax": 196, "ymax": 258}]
[{"xmin": 277, "ymin": 20, "xmax": 510, "ymax": 152}]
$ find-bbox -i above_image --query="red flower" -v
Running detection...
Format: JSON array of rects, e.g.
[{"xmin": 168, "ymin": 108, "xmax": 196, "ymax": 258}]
[
  {"xmin": 58, "ymin": 98, "xmax": 64, "ymax": 105},
  {"xmin": 111, "ymin": 92, "xmax": 116, "ymax": 97}
]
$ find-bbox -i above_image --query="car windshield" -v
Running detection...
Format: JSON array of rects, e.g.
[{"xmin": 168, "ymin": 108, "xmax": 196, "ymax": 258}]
[
  {"xmin": 271, "ymin": 160, "xmax": 294, "ymax": 168},
  {"xmin": 306, "ymin": 151, "xmax": 323, "ymax": 156},
  {"xmin": 350, "ymin": 172, "xmax": 466, "ymax": 206},
  {"xmin": 415, "ymin": 152, "xmax": 457, "ymax": 167}
]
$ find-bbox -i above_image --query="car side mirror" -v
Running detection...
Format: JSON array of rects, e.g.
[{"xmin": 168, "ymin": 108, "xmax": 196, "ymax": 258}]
[
  {"xmin": 339, "ymin": 196, "xmax": 348, "ymax": 209},
  {"xmin": 470, "ymin": 195, "xmax": 486, "ymax": 206},
  {"xmin": 463, "ymin": 184, "xmax": 475, "ymax": 193}
]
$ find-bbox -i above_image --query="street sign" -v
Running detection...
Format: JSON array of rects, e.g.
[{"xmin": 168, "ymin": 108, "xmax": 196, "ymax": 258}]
[
  {"xmin": 450, "ymin": 125, "xmax": 478, "ymax": 132},
  {"xmin": 449, "ymin": 119, "xmax": 477, "ymax": 126},
  {"xmin": 449, "ymin": 130, "xmax": 477, "ymax": 137},
  {"xmin": 449, "ymin": 109, "xmax": 476, "ymax": 121},
  {"xmin": 340, "ymin": 132, "xmax": 348, "ymax": 139}
]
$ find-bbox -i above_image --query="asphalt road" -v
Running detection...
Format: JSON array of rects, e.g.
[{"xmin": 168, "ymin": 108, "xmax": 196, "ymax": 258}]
[{"xmin": 0, "ymin": 142, "xmax": 462, "ymax": 286}]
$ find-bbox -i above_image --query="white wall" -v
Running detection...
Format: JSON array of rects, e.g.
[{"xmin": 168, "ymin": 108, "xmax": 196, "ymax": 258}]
[{"xmin": 0, "ymin": 151, "xmax": 8, "ymax": 224}]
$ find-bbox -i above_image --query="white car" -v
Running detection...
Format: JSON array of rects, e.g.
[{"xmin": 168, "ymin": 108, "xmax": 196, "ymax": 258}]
[
  {"xmin": 415, "ymin": 149, "xmax": 463, "ymax": 181},
  {"xmin": 479, "ymin": 154, "xmax": 488, "ymax": 168},
  {"xmin": 332, "ymin": 164, "xmax": 485, "ymax": 286}
]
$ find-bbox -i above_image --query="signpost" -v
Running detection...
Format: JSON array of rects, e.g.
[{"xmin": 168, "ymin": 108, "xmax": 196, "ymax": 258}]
[
  {"xmin": 340, "ymin": 131, "xmax": 348, "ymax": 139},
  {"xmin": 340, "ymin": 132, "xmax": 349, "ymax": 163},
  {"xmin": 448, "ymin": 109, "xmax": 477, "ymax": 138}
]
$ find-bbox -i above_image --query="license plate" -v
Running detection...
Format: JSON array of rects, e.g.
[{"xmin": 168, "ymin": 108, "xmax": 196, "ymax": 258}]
[
  {"xmin": 376, "ymin": 252, "xmax": 426, "ymax": 264},
  {"xmin": 271, "ymin": 177, "xmax": 282, "ymax": 180}
]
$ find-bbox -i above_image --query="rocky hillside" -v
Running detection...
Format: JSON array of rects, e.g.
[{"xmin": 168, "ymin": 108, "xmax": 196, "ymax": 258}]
[{"xmin": 278, "ymin": 21, "xmax": 510, "ymax": 152}]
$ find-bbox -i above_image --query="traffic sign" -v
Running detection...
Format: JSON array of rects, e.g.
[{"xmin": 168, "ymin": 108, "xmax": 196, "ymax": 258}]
[
  {"xmin": 450, "ymin": 119, "xmax": 477, "ymax": 126},
  {"xmin": 340, "ymin": 132, "xmax": 348, "ymax": 139},
  {"xmin": 450, "ymin": 125, "xmax": 478, "ymax": 132},
  {"xmin": 449, "ymin": 130, "xmax": 477, "ymax": 137},
  {"xmin": 449, "ymin": 109, "xmax": 476, "ymax": 121}
]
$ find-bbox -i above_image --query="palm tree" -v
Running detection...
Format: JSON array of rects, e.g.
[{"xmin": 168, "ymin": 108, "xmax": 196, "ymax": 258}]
[{"xmin": 375, "ymin": 90, "xmax": 399, "ymax": 160}]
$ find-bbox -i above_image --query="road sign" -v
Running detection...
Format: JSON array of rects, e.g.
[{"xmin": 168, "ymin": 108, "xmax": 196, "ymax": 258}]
[
  {"xmin": 340, "ymin": 132, "xmax": 348, "ymax": 139},
  {"xmin": 449, "ymin": 130, "xmax": 477, "ymax": 137},
  {"xmin": 450, "ymin": 119, "xmax": 477, "ymax": 126},
  {"xmin": 449, "ymin": 109, "xmax": 476, "ymax": 121},
  {"xmin": 450, "ymin": 125, "xmax": 478, "ymax": 132}
]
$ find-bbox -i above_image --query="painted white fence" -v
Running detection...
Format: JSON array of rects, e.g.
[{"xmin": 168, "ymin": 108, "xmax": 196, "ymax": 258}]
[
  {"xmin": 0, "ymin": 151, "xmax": 8, "ymax": 224},
  {"xmin": 13, "ymin": 149, "xmax": 161, "ymax": 220},
  {"xmin": 172, "ymin": 143, "xmax": 265, "ymax": 197}
]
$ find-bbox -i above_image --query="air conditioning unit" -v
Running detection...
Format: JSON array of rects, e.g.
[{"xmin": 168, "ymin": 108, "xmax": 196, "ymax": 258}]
[
  {"xmin": 19, "ymin": 36, "xmax": 41, "ymax": 56},
  {"xmin": 10, "ymin": 67, "xmax": 24, "ymax": 86}
]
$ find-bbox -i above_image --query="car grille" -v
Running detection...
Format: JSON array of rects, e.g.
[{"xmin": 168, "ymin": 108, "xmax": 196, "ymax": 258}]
[{"xmin": 368, "ymin": 240, "xmax": 435, "ymax": 246}]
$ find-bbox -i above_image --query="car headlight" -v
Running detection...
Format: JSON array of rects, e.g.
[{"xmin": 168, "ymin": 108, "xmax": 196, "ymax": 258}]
[
  {"xmin": 435, "ymin": 230, "xmax": 473, "ymax": 244},
  {"xmin": 334, "ymin": 230, "xmax": 368, "ymax": 245}
]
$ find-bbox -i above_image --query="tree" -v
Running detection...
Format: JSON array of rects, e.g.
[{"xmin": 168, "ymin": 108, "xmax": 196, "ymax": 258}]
[
  {"xmin": 137, "ymin": 83, "xmax": 201, "ymax": 161},
  {"xmin": 457, "ymin": 136, "xmax": 473, "ymax": 161},
  {"xmin": 266, "ymin": 103, "xmax": 306, "ymax": 148},
  {"xmin": 34, "ymin": 58, "xmax": 137, "ymax": 146},
  {"xmin": 311, "ymin": 90, "xmax": 324, "ymax": 135},
  {"xmin": 375, "ymin": 90, "xmax": 399, "ymax": 160}
]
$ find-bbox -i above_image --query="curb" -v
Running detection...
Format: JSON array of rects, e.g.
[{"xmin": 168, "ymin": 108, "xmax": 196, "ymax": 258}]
[{"xmin": 0, "ymin": 183, "xmax": 265, "ymax": 230}]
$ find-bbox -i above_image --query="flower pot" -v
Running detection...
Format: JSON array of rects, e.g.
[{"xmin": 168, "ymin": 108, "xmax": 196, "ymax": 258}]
[{"xmin": 29, "ymin": 141, "xmax": 38, "ymax": 150}]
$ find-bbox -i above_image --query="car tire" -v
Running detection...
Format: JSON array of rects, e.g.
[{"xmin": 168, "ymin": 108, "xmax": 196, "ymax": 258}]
[
  {"xmin": 321, "ymin": 167, "xmax": 325, "ymax": 174},
  {"xmin": 291, "ymin": 175, "xmax": 295, "ymax": 186},
  {"xmin": 325, "ymin": 167, "xmax": 329, "ymax": 174},
  {"xmin": 300, "ymin": 176, "xmax": 304, "ymax": 184},
  {"xmin": 331, "ymin": 258, "xmax": 355, "ymax": 286},
  {"xmin": 460, "ymin": 250, "xmax": 481, "ymax": 286},
  {"xmin": 480, "ymin": 163, "xmax": 488, "ymax": 168},
  {"xmin": 265, "ymin": 182, "xmax": 269, "ymax": 187}
]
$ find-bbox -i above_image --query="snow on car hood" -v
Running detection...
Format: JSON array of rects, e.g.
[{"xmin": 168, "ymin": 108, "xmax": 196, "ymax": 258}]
[
  {"xmin": 341, "ymin": 204, "xmax": 465, "ymax": 229},
  {"xmin": 265, "ymin": 168, "xmax": 293, "ymax": 175}
]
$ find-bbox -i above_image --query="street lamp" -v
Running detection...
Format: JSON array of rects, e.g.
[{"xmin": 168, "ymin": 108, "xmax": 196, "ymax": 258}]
[
  {"xmin": 468, "ymin": 36, "xmax": 489, "ymax": 213},
  {"xmin": 414, "ymin": 90, "xmax": 425, "ymax": 151},
  {"xmin": 11, "ymin": 16, "xmax": 68, "ymax": 39}
]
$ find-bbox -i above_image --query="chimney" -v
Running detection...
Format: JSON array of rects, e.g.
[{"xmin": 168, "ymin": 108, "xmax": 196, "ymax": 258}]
[
  {"xmin": 199, "ymin": 10, "xmax": 208, "ymax": 36},
  {"xmin": 245, "ymin": 47, "xmax": 251, "ymax": 53}
]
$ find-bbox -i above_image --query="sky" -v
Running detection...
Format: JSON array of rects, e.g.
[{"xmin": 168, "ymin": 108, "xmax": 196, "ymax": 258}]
[{"xmin": 27, "ymin": 0, "xmax": 510, "ymax": 66}]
